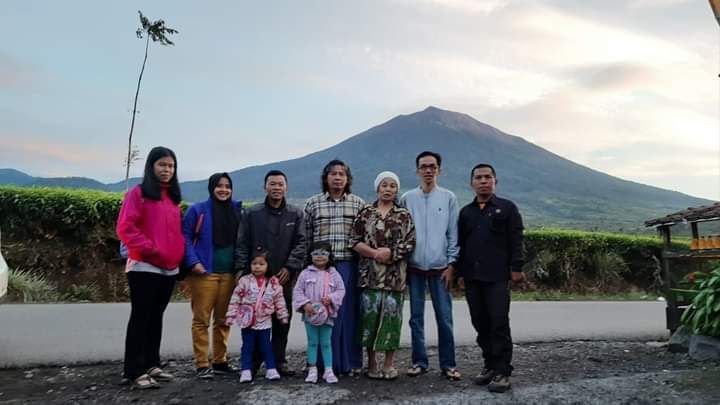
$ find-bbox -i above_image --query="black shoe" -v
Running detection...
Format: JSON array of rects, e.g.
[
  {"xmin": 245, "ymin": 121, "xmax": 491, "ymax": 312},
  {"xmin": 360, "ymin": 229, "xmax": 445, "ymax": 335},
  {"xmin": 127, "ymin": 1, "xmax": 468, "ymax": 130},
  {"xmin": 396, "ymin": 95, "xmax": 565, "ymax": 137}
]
[
  {"xmin": 277, "ymin": 363, "xmax": 295, "ymax": 377},
  {"xmin": 487, "ymin": 374, "xmax": 511, "ymax": 393},
  {"xmin": 212, "ymin": 362, "xmax": 237, "ymax": 375},
  {"xmin": 473, "ymin": 368, "xmax": 495, "ymax": 386},
  {"xmin": 196, "ymin": 367, "xmax": 214, "ymax": 379}
]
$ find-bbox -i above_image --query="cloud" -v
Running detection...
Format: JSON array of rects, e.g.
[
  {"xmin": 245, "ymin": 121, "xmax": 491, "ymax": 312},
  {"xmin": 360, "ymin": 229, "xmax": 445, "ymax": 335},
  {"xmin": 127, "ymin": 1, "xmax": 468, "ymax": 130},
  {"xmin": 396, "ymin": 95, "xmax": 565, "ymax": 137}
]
[
  {"xmin": 406, "ymin": 0, "xmax": 509, "ymax": 14},
  {"xmin": 0, "ymin": 53, "xmax": 34, "ymax": 90},
  {"xmin": 0, "ymin": 133, "xmax": 120, "ymax": 180},
  {"xmin": 568, "ymin": 63, "xmax": 659, "ymax": 91},
  {"xmin": 627, "ymin": 0, "xmax": 694, "ymax": 9}
]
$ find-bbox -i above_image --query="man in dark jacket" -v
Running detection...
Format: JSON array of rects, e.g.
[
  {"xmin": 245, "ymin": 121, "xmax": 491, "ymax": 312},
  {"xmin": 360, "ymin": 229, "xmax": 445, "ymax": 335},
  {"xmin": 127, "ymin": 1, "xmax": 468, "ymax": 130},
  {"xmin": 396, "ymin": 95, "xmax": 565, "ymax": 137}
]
[
  {"xmin": 457, "ymin": 163, "xmax": 525, "ymax": 393},
  {"xmin": 235, "ymin": 170, "xmax": 306, "ymax": 376}
]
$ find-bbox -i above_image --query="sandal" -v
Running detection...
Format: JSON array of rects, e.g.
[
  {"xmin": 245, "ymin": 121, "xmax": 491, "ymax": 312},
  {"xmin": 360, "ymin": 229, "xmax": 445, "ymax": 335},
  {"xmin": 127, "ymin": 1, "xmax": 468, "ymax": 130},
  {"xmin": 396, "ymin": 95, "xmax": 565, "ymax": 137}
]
[
  {"xmin": 383, "ymin": 367, "xmax": 399, "ymax": 380},
  {"xmin": 442, "ymin": 368, "xmax": 462, "ymax": 381},
  {"xmin": 147, "ymin": 367, "xmax": 174, "ymax": 381},
  {"xmin": 407, "ymin": 365, "xmax": 427, "ymax": 377},
  {"xmin": 131, "ymin": 374, "xmax": 159, "ymax": 390},
  {"xmin": 366, "ymin": 368, "xmax": 384, "ymax": 379}
]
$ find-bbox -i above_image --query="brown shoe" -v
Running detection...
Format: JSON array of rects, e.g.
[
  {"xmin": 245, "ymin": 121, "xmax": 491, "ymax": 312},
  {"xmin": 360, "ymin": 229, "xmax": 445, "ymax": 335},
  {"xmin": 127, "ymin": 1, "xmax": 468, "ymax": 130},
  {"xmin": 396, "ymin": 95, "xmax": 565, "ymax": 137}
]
[
  {"xmin": 487, "ymin": 374, "xmax": 511, "ymax": 393},
  {"xmin": 473, "ymin": 368, "xmax": 495, "ymax": 386}
]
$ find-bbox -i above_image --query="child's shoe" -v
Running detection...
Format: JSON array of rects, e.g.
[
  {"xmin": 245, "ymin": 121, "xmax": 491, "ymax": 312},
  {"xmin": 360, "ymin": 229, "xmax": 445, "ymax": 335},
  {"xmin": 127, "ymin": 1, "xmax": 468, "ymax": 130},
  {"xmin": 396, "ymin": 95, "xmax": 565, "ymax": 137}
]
[
  {"xmin": 266, "ymin": 368, "xmax": 281, "ymax": 380},
  {"xmin": 239, "ymin": 369, "xmax": 252, "ymax": 383},
  {"xmin": 323, "ymin": 369, "xmax": 338, "ymax": 384},
  {"xmin": 305, "ymin": 366, "xmax": 318, "ymax": 383}
]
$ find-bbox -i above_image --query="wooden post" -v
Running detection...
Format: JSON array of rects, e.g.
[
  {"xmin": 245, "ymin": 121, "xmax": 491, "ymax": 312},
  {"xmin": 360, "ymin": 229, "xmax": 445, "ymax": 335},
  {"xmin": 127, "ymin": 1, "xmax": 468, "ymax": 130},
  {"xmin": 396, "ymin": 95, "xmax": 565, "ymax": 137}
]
[
  {"xmin": 660, "ymin": 226, "xmax": 679, "ymax": 332},
  {"xmin": 691, "ymin": 222, "xmax": 699, "ymax": 240}
]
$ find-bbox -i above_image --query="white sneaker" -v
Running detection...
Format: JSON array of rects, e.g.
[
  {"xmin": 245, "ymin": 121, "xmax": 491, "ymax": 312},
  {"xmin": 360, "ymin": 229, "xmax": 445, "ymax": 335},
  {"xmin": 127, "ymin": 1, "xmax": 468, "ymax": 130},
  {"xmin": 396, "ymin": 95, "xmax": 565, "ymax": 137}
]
[
  {"xmin": 239, "ymin": 370, "xmax": 252, "ymax": 383},
  {"xmin": 323, "ymin": 369, "xmax": 338, "ymax": 384},
  {"xmin": 266, "ymin": 368, "xmax": 281, "ymax": 380},
  {"xmin": 305, "ymin": 366, "xmax": 318, "ymax": 383}
]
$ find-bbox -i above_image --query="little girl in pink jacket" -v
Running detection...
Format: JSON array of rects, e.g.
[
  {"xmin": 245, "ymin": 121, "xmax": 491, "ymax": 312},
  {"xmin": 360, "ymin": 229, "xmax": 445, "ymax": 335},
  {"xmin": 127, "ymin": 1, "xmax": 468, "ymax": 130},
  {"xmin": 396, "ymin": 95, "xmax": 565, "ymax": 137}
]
[{"xmin": 225, "ymin": 249, "xmax": 288, "ymax": 383}]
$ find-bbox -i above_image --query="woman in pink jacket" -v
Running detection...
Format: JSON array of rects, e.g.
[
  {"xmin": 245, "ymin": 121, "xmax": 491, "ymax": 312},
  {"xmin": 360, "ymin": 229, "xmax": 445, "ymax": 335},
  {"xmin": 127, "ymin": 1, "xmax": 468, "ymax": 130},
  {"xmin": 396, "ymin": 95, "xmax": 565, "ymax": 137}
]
[{"xmin": 116, "ymin": 146, "xmax": 185, "ymax": 390}]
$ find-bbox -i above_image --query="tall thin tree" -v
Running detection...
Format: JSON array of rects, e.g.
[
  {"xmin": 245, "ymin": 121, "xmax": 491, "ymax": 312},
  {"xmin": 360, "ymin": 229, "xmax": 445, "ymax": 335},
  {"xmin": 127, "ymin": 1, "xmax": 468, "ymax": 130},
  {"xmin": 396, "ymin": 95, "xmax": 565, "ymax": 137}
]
[{"xmin": 125, "ymin": 11, "xmax": 178, "ymax": 190}]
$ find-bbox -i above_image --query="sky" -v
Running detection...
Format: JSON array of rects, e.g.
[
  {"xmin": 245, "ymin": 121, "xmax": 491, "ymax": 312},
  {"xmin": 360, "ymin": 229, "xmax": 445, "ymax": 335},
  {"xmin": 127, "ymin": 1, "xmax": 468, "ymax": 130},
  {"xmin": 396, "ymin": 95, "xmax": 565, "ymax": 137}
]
[{"xmin": 1, "ymin": 0, "xmax": 718, "ymax": 200}]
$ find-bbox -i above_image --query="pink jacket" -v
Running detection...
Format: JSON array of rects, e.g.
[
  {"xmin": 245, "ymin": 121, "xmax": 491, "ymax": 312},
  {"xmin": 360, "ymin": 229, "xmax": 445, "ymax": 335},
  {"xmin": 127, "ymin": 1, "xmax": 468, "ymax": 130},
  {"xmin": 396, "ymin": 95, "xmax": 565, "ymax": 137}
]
[
  {"xmin": 292, "ymin": 266, "xmax": 345, "ymax": 322},
  {"xmin": 226, "ymin": 274, "xmax": 289, "ymax": 329},
  {"xmin": 116, "ymin": 185, "xmax": 185, "ymax": 270}
]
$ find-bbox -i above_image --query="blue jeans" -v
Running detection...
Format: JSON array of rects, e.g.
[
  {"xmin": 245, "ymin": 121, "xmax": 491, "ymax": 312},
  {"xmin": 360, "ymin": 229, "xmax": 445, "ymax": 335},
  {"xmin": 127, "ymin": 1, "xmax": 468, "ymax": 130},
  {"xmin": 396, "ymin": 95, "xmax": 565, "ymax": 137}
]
[
  {"xmin": 241, "ymin": 328, "xmax": 275, "ymax": 371},
  {"xmin": 408, "ymin": 272, "xmax": 456, "ymax": 370}
]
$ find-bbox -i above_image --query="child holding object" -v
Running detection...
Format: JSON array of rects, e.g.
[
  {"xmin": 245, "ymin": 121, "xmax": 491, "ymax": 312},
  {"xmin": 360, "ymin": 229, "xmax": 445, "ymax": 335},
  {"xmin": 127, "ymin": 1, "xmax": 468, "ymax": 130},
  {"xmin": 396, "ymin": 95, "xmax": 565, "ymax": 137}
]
[
  {"xmin": 225, "ymin": 248, "xmax": 289, "ymax": 383},
  {"xmin": 293, "ymin": 241, "xmax": 346, "ymax": 383}
]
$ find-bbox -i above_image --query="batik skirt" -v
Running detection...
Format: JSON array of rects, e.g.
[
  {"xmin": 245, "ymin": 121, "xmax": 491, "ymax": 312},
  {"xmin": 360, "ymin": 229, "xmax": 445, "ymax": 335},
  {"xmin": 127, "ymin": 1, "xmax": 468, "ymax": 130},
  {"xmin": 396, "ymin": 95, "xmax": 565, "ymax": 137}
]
[{"xmin": 359, "ymin": 288, "xmax": 404, "ymax": 352}]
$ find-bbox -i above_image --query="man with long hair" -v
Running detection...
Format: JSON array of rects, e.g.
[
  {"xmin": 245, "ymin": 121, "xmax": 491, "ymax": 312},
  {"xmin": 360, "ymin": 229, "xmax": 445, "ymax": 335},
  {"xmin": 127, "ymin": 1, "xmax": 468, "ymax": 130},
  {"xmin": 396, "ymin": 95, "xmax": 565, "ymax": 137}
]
[{"xmin": 303, "ymin": 159, "xmax": 366, "ymax": 375}]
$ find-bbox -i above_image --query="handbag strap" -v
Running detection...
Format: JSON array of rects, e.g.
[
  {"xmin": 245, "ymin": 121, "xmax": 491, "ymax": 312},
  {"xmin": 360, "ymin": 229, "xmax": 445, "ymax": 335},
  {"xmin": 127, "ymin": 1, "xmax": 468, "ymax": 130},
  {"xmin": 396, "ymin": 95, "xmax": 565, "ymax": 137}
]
[
  {"xmin": 192, "ymin": 213, "xmax": 205, "ymax": 246},
  {"xmin": 254, "ymin": 277, "xmax": 268, "ymax": 313},
  {"xmin": 321, "ymin": 271, "xmax": 330, "ymax": 300}
]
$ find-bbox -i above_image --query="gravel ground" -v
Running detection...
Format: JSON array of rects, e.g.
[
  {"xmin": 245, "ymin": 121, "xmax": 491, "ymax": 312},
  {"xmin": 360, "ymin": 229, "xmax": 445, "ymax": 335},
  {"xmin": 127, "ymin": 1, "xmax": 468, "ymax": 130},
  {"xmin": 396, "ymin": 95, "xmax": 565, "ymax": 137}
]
[{"xmin": 1, "ymin": 341, "xmax": 719, "ymax": 404}]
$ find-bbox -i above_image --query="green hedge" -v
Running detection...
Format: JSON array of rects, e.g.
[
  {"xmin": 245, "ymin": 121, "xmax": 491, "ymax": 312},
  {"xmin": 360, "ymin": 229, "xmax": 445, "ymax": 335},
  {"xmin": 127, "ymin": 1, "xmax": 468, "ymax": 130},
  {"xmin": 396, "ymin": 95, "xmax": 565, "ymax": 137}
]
[
  {"xmin": 0, "ymin": 186, "xmax": 123, "ymax": 241},
  {"xmin": 0, "ymin": 186, "xmax": 695, "ymax": 300},
  {"xmin": 523, "ymin": 229, "xmax": 688, "ymax": 292}
]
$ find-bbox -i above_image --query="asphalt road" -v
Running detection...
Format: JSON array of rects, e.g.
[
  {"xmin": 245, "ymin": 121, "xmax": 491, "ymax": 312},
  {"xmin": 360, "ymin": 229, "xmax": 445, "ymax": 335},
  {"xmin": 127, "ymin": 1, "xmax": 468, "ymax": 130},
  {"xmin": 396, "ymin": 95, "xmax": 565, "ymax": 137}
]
[{"xmin": 0, "ymin": 301, "xmax": 668, "ymax": 368}]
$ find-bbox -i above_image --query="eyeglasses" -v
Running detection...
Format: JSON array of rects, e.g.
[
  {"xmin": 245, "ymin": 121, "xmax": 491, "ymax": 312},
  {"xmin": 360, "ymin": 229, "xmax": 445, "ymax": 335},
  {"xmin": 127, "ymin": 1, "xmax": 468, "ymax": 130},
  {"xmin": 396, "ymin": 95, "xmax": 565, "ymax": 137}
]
[
  {"xmin": 418, "ymin": 164, "xmax": 438, "ymax": 172},
  {"xmin": 310, "ymin": 249, "xmax": 331, "ymax": 257}
]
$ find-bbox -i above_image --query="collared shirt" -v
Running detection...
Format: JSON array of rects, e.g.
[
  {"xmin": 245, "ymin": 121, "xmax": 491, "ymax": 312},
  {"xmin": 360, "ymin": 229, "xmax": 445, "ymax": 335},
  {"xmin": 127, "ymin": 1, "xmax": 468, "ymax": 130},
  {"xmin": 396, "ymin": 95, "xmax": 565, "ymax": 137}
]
[
  {"xmin": 304, "ymin": 192, "xmax": 365, "ymax": 261},
  {"xmin": 457, "ymin": 195, "xmax": 525, "ymax": 282},
  {"xmin": 348, "ymin": 202, "xmax": 416, "ymax": 291}
]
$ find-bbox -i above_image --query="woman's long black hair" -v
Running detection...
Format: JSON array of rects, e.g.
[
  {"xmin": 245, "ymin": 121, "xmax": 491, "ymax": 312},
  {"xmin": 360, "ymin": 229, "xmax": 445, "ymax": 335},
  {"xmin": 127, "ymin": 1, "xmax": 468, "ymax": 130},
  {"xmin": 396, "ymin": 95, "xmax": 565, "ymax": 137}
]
[{"xmin": 140, "ymin": 146, "xmax": 182, "ymax": 204}]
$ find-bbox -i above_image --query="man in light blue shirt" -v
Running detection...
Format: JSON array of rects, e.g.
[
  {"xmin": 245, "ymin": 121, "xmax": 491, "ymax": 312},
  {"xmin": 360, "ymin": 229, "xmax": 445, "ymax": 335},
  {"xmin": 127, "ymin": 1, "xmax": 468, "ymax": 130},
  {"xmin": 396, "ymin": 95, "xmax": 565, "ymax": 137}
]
[{"xmin": 400, "ymin": 151, "xmax": 461, "ymax": 380}]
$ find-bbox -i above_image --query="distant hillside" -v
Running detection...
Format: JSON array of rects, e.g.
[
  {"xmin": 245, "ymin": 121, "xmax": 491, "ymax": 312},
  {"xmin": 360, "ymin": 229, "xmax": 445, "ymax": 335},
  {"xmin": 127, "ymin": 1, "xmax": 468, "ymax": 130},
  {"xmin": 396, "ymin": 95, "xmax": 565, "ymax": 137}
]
[
  {"xmin": 1, "ymin": 107, "xmax": 713, "ymax": 231},
  {"xmin": 0, "ymin": 169, "xmax": 34, "ymax": 186}
]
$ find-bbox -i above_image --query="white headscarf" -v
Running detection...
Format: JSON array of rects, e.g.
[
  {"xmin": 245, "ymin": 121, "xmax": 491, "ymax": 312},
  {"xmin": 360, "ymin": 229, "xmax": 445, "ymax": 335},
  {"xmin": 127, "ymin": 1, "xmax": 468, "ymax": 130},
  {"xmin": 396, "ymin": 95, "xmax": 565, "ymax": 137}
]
[{"xmin": 374, "ymin": 171, "xmax": 400, "ymax": 192}]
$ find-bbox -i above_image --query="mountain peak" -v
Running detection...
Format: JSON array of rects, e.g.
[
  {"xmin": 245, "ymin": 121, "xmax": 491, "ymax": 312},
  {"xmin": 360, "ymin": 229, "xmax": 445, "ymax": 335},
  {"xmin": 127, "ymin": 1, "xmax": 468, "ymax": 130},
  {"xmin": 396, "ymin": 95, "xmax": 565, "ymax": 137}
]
[{"xmin": 398, "ymin": 106, "xmax": 503, "ymax": 139}]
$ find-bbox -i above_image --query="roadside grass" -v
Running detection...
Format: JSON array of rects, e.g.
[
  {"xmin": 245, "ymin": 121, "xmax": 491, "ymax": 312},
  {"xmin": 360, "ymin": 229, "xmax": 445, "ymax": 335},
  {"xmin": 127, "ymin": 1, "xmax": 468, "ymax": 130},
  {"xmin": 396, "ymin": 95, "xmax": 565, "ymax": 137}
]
[
  {"xmin": 7, "ymin": 268, "xmax": 61, "ymax": 303},
  {"xmin": 510, "ymin": 290, "xmax": 659, "ymax": 301},
  {"xmin": 5, "ymin": 265, "xmax": 660, "ymax": 303},
  {"xmin": 7, "ymin": 268, "xmax": 102, "ymax": 303}
]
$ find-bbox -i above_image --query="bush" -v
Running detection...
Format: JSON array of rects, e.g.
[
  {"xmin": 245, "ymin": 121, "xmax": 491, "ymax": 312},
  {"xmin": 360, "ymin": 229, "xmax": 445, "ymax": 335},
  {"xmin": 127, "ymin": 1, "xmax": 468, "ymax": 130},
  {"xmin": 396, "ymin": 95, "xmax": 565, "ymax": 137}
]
[
  {"xmin": 681, "ymin": 268, "xmax": 720, "ymax": 337},
  {"xmin": 0, "ymin": 186, "xmax": 694, "ymax": 300},
  {"xmin": 8, "ymin": 268, "xmax": 61, "ymax": 302},
  {"xmin": 63, "ymin": 283, "xmax": 101, "ymax": 302},
  {"xmin": 0, "ymin": 185, "xmax": 123, "ymax": 241},
  {"xmin": 523, "ymin": 229, "xmax": 685, "ymax": 293}
]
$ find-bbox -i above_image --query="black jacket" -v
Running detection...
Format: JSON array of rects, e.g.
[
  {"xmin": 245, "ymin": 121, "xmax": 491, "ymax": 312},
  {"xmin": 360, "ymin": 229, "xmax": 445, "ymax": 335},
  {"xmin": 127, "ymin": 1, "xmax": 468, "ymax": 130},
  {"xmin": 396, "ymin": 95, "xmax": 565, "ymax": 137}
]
[
  {"xmin": 457, "ymin": 195, "xmax": 524, "ymax": 282},
  {"xmin": 235, "ymin": 198, "xmax": 306, "ymax": 276}
]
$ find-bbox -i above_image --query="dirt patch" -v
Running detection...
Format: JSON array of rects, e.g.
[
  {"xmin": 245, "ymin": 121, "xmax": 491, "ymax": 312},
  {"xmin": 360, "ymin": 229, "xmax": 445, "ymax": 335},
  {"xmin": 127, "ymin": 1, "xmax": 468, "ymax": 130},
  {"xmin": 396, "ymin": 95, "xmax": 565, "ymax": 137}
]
[{"xmin": 1, "ymin": 341, "xmax": 719, "ymax": 404}]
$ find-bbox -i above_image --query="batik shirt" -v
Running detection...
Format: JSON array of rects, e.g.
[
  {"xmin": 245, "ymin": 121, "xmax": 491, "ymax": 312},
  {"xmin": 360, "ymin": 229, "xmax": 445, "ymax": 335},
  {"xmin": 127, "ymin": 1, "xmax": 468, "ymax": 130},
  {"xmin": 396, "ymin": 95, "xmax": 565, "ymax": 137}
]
[{"xmin": 348, "ymin": 202, "xmax": 416, "ymax": 292}]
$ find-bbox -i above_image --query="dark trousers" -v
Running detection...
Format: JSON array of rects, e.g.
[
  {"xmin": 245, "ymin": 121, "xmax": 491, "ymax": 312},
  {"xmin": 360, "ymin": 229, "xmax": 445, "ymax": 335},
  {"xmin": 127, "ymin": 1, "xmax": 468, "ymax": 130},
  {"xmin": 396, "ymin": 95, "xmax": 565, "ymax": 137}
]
[
  {"xmin": 241, "ymin": 328, "xmax": 275, "ymax": 371},
  {"xmin": 123, "ymin": 271, "xmax": 176, "ymax": 380},
  {"xmin": 464, "ymin": 280, "xmax": 514, "ymax": 376},
  {"xmin": 254, "ymin": 281, "xmax": 293, "ymax": 369}
]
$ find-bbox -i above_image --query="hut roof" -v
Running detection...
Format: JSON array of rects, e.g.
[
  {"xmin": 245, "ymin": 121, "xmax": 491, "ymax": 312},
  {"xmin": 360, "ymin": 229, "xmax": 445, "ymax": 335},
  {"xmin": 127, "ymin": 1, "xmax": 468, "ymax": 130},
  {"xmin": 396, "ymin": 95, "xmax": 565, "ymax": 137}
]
[{"xmin": 645, "ymin": 202, "xmax": 720, "ymax": 227}]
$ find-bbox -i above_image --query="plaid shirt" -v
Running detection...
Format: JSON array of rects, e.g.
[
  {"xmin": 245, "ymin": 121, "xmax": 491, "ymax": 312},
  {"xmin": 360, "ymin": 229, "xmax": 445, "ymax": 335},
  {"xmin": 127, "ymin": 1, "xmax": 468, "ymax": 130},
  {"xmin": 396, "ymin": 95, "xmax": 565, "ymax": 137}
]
[{"xmin": 304, "ymin": 192, "xmax": 366, "ymax": 261}]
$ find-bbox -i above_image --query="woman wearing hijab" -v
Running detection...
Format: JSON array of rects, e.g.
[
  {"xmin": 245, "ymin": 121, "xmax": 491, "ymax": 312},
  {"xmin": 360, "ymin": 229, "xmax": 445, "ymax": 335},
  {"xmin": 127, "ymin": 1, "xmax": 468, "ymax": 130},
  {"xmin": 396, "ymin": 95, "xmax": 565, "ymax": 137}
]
[{"xmin": 181, "ymin": 173, "xmax": 244, "ymax": 379}]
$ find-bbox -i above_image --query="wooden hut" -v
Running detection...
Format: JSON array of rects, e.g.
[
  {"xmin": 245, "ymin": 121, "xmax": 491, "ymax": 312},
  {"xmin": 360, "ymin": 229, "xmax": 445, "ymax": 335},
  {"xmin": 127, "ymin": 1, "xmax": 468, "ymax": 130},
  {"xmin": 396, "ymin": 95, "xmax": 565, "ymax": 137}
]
[{"xmin": 645, "ymin": 202, "xmax": 720, "ymax": 331}]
